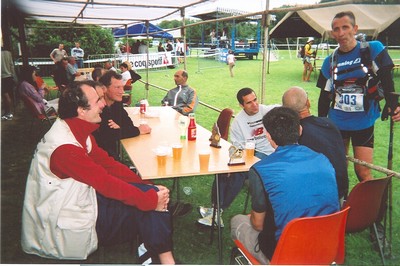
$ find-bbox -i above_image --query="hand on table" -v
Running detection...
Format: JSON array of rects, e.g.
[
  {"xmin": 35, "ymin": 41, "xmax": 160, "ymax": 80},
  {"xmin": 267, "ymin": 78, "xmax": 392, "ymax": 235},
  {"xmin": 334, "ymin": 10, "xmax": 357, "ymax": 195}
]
[{"xmin": 139, "ymin": 124, "xmax": 152, "ymax": 134}]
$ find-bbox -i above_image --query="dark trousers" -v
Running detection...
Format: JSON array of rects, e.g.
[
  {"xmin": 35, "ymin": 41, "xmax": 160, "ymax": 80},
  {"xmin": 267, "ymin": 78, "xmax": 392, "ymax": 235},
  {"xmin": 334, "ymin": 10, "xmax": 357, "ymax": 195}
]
[
  {"xmin": 96, "ymin": 183, "xmax": 173, "ymax": 256},
  {"xmin": 211, "ymin": 152, "xmax": 268, "ymax": 209}
]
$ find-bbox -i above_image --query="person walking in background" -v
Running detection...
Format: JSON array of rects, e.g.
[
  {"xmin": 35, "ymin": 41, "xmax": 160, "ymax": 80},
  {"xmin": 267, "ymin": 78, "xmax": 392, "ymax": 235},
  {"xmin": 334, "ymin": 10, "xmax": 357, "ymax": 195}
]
[
  {"xmin": 175, "ymin": 39, "xmax": 184, "ymax": 63},
  {"xmin": 302, "ymin": 37, "xmax": 315, "ymax": 82},
  {"xmin": 50, "ymin": 43, "xmax": 68, "ymax": 64},
  {"xmin": 71, "ymin": 42, "xmax": 84, "ymax": 68},
  {"xmin": 161, "ymin": 70, "xmax": 198, "ymax": 115},
  {"xmin": 282, "ymin": 86, "xmax": 348, "ymax": 201},
  {"xmin": 1, "ymin": 48, "xmax": 16, "ymax": 120},
  {"xmin": 231, "ymin": 106, "xmax": 339, "ymax": 263},
  {"xmin": 226, "ymin": 49, "xmax": 236, "ymax": 77}
]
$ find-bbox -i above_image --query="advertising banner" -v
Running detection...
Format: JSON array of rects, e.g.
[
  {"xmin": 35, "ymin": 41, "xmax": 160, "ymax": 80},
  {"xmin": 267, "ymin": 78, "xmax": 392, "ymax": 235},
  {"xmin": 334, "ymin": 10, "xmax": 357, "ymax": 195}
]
[{"xmin": 118, "ymin": 52, "xmax": 175, "ymax": 70}]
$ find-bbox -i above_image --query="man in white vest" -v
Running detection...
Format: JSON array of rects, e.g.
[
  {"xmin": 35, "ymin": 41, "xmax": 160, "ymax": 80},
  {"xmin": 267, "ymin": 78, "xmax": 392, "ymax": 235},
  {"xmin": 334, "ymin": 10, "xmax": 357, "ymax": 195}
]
[{"xmin": 21, "ymin": 80, "xmax": 175, "ymax": 264}]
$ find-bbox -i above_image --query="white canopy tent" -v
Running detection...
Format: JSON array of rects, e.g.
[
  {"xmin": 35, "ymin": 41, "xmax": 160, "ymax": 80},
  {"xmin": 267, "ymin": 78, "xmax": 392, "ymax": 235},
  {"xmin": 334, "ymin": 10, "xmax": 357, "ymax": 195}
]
[
  {"xmin": 12, "ymin": 0, "xmax": 212, "ymax": 27},
  {"xmin": 269, "ymin": 4, "xmax": 400, "ymax": 40},
  {"xmin": 9, "ymin": 0, "xmax": 214, "ymax": 99}
]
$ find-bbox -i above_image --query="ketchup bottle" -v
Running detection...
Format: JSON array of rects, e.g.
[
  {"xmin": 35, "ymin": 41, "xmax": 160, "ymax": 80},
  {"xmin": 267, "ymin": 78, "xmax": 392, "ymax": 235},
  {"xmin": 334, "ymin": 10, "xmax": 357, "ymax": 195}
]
[{"xmin": 187, "ymin": 113, "xmax": 196, "ymax": 141}]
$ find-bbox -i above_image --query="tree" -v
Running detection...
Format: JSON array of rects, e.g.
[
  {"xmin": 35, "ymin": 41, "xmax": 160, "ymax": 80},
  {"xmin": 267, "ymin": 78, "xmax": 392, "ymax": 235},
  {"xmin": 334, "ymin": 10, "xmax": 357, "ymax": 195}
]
[{"xmin": 25, "ymin": 20, "xmax": 115, "ymax": 59}]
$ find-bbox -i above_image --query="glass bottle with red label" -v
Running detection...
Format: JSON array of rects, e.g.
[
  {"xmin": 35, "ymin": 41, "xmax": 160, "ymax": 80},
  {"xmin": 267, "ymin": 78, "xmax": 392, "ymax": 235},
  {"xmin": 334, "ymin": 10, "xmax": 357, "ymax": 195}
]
[{"xmin": 187, "ymin": 113, "xmax": 196, "ymax": 141}]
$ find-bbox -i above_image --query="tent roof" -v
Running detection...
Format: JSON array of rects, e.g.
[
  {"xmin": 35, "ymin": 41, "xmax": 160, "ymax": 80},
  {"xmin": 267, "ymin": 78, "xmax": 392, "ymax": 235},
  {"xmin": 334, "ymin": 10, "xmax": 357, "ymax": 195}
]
[
  {"xmin": 269, "ymin": 4, "xmax": 400, "ymax": 40},
  {"xmin": 189, "ymin": 6, "xmax": 261, "ymax": 21},
  {"xmin": 12, "ymin": 0, "xmax": 211, "ymax": 27},
  {"xmin": 113, "ymin": 23, "xmax": 173, "ymax": 39}
]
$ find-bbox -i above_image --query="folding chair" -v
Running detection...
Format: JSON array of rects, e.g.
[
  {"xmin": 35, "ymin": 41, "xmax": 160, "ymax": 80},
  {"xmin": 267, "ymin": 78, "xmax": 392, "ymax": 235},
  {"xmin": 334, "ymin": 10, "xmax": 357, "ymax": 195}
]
[
  {"xmin": 231, "ymin": 207, "xmax": 350, "ymax": 265},
  {"xmin": 216, "ymin": 108, "xmax": 234, "ymax": 141},
  {"xmin": 122, "ymin": 79, "xmax": 133, "ymax": 106},
  {"xmin": 342, "ymin": 176, "xmax": 392, "ymax": 265},
  {"xmin": 21, "ymin": 95, "xmax": 57, "ymax": 136}
]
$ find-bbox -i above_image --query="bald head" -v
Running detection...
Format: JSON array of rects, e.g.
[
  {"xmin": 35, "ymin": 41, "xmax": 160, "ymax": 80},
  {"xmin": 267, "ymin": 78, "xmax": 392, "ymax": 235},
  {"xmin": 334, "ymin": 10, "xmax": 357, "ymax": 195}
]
[{"xmin": 282, "ymin": 86, "xmax": 308, "ymax": 113}]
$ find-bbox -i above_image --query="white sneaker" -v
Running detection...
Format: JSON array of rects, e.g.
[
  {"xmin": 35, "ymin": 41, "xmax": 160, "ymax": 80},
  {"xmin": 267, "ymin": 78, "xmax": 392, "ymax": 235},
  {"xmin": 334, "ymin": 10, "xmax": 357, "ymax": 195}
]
[
  {"xmin": 137, "ymin": 243, "xmax": 152, "ymax": 265},
  {"xmin": 199, "ymin": 206, "xmax": 214, "ymax": 218},
  {"xmin": 1, "ymin": 113, "xmax": 12, "ymax": 121},
  {"xmin": 197, "ymin": 211, "xmax": 224, "ymax": 227}
]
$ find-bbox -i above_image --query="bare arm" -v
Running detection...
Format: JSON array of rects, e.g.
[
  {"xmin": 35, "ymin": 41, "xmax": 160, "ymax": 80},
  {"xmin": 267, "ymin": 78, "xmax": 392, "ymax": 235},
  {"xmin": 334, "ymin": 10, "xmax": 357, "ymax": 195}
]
[{"xmin": 250, "ymin": 210, "xmax": 266, "ymax": 231}]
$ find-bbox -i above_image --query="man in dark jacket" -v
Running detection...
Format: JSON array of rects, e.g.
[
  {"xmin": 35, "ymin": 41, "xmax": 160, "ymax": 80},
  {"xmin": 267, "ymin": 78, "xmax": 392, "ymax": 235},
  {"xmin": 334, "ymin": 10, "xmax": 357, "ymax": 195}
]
[{"xmin": 93, "ymin": 71, "xmax": 151, "ymax": 160}]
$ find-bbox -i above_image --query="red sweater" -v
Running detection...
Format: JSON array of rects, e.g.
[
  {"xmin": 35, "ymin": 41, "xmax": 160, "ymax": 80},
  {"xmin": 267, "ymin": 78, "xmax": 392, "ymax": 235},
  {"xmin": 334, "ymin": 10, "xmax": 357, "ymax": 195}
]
[{"xmin": 50, "ymin": 118, "xmax": 157, "ymax": 211}]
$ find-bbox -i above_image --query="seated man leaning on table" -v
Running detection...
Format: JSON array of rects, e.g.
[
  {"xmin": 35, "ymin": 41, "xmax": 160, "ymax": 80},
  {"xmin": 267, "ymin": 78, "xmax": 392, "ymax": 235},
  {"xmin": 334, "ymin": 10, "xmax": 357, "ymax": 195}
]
[
  {"xmin": 21, "ymin": 80, "xmax": 176, "ymax": 264},
  {"xmin": 198, "ymin": 88, "xmax": 279, "ymax": 227},
  {"xmin": 230, "ymin": 107, "xmax": 339, "ymax": 264},
  {"xmin": 92, "ymin": 70, "xmax": 151, "ymax": 161},
  {"xmin": 66, "ymin": 56, "xmax": 82, "ymax": 83},
  {"xmin": 161, "ymin": 70, "xmax": 199, "ymax": 115}
]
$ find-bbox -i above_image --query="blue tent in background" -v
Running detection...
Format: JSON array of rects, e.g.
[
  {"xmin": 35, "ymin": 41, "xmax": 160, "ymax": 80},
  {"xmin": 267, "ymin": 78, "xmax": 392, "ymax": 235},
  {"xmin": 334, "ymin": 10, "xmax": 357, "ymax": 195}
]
[{"xmin": 113, "ymin": 23, "xmax": 173, "ymax": 39}]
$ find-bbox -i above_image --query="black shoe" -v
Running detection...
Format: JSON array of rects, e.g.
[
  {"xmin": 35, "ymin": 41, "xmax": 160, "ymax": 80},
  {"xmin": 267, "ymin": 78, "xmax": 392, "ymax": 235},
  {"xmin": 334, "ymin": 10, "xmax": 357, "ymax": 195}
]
[{"xmin": 169, "ymin": 202, "xmax": 192, "ymax": 217}]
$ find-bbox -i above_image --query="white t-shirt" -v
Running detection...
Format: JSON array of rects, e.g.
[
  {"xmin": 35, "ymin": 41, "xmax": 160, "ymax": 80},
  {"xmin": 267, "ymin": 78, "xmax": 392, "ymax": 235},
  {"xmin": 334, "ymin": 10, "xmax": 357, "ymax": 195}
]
[
  {"xmin": 175, "ymin": 41, "xmax": 184, "ymax": 53},
  {"xmin": 121, "ymin": 70, "xmax": 132, "ymax": 85},
  {"xmin": 227, "ymin": 54, "xmax": 235, "ymax": 64},
  {"xmin": 230, "ymin": 104, "xmax": 280, "ymax": 155}
]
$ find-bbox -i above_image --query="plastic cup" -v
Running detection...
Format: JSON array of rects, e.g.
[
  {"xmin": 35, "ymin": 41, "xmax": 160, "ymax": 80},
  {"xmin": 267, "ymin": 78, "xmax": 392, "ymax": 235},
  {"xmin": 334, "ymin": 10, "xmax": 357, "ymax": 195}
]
[
  {"xmin": 155, "ymin": 147, "xmax": 168, "ymax": 166},
  {"xmin": 199, "ymin": 150, "xmax": 210, "ymax": 171},
  {"xmin": 172, "ymin": 143, "xmax": 183, "ymax": 160},
  {"xmin": 245, "ymin": 142, "xmax": 255, "ymax": 158}
]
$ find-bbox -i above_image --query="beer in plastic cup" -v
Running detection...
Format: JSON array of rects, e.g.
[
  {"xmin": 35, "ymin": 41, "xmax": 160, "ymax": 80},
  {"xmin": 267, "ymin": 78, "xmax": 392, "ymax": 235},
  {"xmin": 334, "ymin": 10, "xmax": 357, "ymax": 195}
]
[
  {"xmin": 172, "ymin": 143, "xmax": 183, "ymax": 160},
  {"xmin": 156, "ymin": 147, "xmax": 167, "ymax": 166},
  {"xmin": 199, "ymin": 149, "xmax": 210, "ymax": 171},
  {"xmin": 245, "ymin": 142, "xmax": 255, "ymax": 158}
]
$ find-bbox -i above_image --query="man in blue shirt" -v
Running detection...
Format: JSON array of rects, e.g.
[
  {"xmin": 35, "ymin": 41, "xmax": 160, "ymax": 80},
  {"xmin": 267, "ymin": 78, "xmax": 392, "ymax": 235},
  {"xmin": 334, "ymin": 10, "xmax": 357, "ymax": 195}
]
[
  {"xmin": 231, "ymin": 107, "xmax": 339, "ymax": 263},
  {"xmin": 317, "ymin": 11, "xmax": 400, "ymax": 182}
]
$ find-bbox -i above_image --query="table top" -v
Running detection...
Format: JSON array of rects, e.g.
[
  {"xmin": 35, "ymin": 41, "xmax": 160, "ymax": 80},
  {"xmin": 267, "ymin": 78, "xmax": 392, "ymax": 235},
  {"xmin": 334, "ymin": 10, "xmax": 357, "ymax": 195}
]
[{"xmin": 121, "ymin": 107, "xmax": 259, "ymax": 180}]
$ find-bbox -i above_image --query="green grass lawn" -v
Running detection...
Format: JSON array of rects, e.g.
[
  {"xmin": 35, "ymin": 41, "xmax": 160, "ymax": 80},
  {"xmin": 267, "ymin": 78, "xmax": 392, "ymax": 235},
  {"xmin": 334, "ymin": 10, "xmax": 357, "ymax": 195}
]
[{"xmin": 2, "ymin": 49, "xmax": 399, "ymax": 265}]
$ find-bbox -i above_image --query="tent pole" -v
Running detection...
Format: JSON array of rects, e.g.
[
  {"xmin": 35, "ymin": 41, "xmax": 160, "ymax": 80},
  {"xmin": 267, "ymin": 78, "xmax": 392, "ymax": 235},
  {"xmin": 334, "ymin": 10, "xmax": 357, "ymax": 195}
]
[
  {"xmin": 287, "ymin": 38, "xmax": 291, "ymax": 60},
  {"xmin": 261, "ymin": 0, "xmax": 270, "ymax": 104},
  {"xmin": 181, "ymin": 8, "xmax": 187, "ymax": 71},
  {"xmin": 125, "ymin": 25, "xmax": 129, "ymax": 61},
  {"xmin": 145, "ymin": 21, "xmax": 150, "ymax": 99}
]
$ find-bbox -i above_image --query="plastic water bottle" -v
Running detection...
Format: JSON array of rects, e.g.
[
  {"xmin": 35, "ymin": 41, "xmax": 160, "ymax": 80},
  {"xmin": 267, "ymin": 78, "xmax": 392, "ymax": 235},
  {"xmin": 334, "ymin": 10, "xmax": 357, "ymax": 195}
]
[{"xmin": 178, "ymin": 115, "xmax": 188, "ymax": 140}]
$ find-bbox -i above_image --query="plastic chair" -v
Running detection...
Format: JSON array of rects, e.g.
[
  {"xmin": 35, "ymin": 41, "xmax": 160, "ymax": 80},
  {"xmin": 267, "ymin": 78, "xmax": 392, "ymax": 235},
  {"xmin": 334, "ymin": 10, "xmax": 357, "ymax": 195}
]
[
  {"xmin": 216, "ymin": 108, "xmax": 234, "ymax": 141},
  {"xmin": 21, "ymin": 95, "xmax": 57, "ymax": 136},
  {"xmin": 342, "ymin": 176, "xmax": 391, "ymax": 265},
  {"xmin": 231, "ymin": 207, "xmax": 350, "ymax": 265}
]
